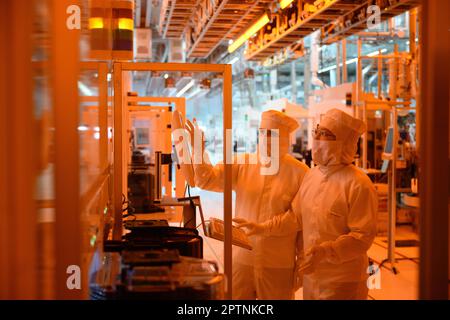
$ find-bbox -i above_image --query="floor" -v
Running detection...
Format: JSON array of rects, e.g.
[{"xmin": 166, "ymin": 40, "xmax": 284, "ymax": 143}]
[{"xmin": 190, "ymin": 188, "xmax": 419, "ymax": 300}]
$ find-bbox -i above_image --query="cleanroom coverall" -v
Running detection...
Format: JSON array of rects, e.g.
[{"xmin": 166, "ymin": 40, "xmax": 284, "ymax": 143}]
[{"xmin": 263, "ymin": 109, "xmax": 378, "ymax": 300}]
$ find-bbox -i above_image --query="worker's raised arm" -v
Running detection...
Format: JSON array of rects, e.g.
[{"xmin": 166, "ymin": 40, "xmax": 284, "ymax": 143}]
[
  {"xmin": 193, "ymin": 151, "xmax": 242, "ymax": 192},
  {"xmin": 185, "ymin": 118, "xmax": 241, "ymax": 192}
]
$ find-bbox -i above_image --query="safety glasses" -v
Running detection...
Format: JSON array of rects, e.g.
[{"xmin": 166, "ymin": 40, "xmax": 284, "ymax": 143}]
[{"xmin": 312, "ymin": 125, "xmax": 336, "ymax": 139}]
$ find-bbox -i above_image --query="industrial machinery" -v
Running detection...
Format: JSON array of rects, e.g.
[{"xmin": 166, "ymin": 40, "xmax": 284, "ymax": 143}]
[{"xmin": 90, "ymin": 249, "xmax": 225, "ymax": 300}]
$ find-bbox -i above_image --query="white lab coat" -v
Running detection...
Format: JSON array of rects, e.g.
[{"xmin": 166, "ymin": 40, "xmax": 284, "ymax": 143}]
[
  {"xmin": 194, "ymin": 152, "xmax": 309, "ymax": 299},
  {"xmin": 265, "ymin": 164, "xmax": 378, "ymax": 299}
]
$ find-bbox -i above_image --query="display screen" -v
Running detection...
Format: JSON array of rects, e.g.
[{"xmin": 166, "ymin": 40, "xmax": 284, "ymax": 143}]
[
  {"xmin": 135, "ymin": 127, "xmax": 149, "ymax": 146},
  {"xmin": 384, "ymin": 127, "xmax": 394, "ymax": 154}
]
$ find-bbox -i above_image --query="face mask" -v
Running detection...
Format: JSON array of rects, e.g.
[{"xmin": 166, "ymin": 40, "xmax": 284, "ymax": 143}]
[{"xmin": 312, "ymin": 139, "xmax": 343, "ymax": 166}]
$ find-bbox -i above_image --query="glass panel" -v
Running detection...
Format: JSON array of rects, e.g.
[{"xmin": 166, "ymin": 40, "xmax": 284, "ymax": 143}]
[
  {"xmin": 32, "ymin": 0, "xmax": 55, "ymax": 299},
  {"xmin": 78, "ymin": 69, "xmax": 101, "ymax": 195}
]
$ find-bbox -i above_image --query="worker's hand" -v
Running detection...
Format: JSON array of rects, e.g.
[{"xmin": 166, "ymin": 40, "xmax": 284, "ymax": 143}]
[
  {"xmin": 185, "ymin": 118, "xmax": 205, "ymax": 152},
  {"xmin": 301, "ymin": 244, "xmax": 327, "ymax": 274},
  {"xmin": 233, "ymin": 218, "xmax": 266, "ymax": 236}
]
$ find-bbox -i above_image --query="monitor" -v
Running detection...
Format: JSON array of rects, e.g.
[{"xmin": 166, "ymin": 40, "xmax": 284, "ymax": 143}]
[
  {"xmin": 381, "ymin": 159, "xmax": 390, "ymax": 173},
  {"xmin": 382, "ymin": 127, "xmax": 394, "ymax": 159},
  {"xmin": 135, "ymin": 127, "xmax": 150, "ymax": 146}
]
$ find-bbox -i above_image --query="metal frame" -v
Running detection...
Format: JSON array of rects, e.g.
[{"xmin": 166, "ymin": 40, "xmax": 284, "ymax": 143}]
[
  {"xmin": 0, "ymin": 0, "xmax": 37, "ymax": 299},
  {"xmin": 79, "ymin": 61, "xmax": 111, "ymax": 295},
  {"xmin": 355, "ymin": 47, "xmax": 415, "ymax": 273},
  {"xmin": 50, "ymin": 0, "xmax": 83, "ymax": 299},
  {"xmin": 126, "ymin": 96, "xmax": 187, "ymax": 206},
  {"xmin": 321, "ymin": 0, "xmax": 421, "ymax": 45},
  {"xmin": 113, "ymin": 62, "xmax": 233, "ymax": 298},
  {"xmin": 245, "ymin": 0, "xmax": 361, "ymax": 61},
  {"xmin": 161, "ymin": 0, "xmax": 273, "ymax": 59},
  {"xmin": 0, "ymin": 1, "xmax": 111, "ymax": 299}
]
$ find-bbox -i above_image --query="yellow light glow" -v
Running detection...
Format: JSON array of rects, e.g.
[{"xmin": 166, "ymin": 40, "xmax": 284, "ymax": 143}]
[
  {"xmin": 228, "ymin": 14, "xmax": 270, "ymax": 53},
  {"xmin": 118, "ymin": 18, "xmax": 134, "ymax": 31},
  {"xmin": 89, "ymin": 17, "xmax": 104, "ymax": 29},
  {"xmin": 280, "ymin": 0, "xmax": 294, "ymax": 9}
]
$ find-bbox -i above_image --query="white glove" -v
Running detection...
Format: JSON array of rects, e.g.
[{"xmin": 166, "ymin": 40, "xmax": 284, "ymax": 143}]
[
  {"xmin": 233, "ymin": 218, "xmax": 267, "ymax": 236},
  {"xmin": 185, "ymin": 118, "xmax": 205, "ymax": 152},
  {"xmin": 300, "ymin": 243, "xmax": 329, "ymax": 274}
]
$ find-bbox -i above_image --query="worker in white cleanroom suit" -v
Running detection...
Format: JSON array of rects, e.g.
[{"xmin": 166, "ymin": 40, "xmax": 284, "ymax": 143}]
[
  {"xmin": 187, "ymin": 110, "xmax": 309, "ymax": 300},
  {"xmin": 235, "ymin": 108, "xmax": 378, "ymax": 300}
]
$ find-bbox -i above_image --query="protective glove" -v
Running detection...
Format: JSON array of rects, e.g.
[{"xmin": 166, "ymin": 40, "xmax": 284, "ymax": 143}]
[
  {"xmin": 300, "ymin": 243, "xmax": 329, "ymax": 274},
  {"xmin": 232, "ymin": 218, "xmax": 267, "ymax": 236},
  {"xmin": 185, "ymin": 118, "xmax": 205, "ymax": 152}
]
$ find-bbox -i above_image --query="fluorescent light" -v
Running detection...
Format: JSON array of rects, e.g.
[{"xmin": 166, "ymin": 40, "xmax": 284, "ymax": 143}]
[
  {"xmin": 186, "ymin": 88, "xmax": 203, "ymax": 100},
  {"xmin": 318, "ymin": 49, "xmax": 387, "ymax": 73},
  {"xmin": 367, "ymin": 48, "xmax": 387, "ymax": 57},
  {"xmin": 229, "ymin": 56, "xmax": 240, "ymax": 65},
  {"xmin": 280, "ymin": 0, "xmax": 293, "ymax": 9},
  {"xmin": 318, "ymin": 59, "xmax": 356, "ymax": 73},
  {"xmin": 162, "ymin": 87, "xmax": 177, "ymax": 97},
  {"xmin": 318, "ymin": 64, "xmax": 338, "ymax": 73},
  {"xmin": 78, "ymin": 81, "xmax": 92, "ymax": 96},
  {"xmin": 176, "ymin": 79, "xmax": 195, "ymax": 97},
  {"xmin": 228, "ymin": 14, "xmax": 270, "ymax": 53}
]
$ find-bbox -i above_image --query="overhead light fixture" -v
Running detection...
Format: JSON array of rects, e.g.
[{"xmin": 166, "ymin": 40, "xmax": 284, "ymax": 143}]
[
  {"xmin": 279, "ymin": 0, "xmax": 294, "ymax": 9},
  {"xmin": 78, "ymin": 81, "xmax": 93, "ymax": 96},
  {"xmin": 200, "ymin": 78, "xmax": 211, "ymax": 89},
  {"xmin": 229, "ymin": 56, "xmax": 240, "ymax": 65},
  {"xmin": 367, "ymin": 48, "xmax": 388, "ymax": 57},
  {"xmin": 176, "ymin": 80, "xmax": 195, "ymax": 97},
  {"xmin": 318, "ymin": 49, "xmax": 388, "ymax": 73},
  {"xmin": 165, "ymin": 77, "xmax": 176, "ymax": 88},
  {"xmin": 228, "ymin": 14, "xmax": 270, "ymax": 53},
  {"xmin": 186, "ymin": 88, "xmax": 204, "ymax": 100},
  {"xmin": 244, "ymin": 68, "xmax": 255, "ymax": 79}
]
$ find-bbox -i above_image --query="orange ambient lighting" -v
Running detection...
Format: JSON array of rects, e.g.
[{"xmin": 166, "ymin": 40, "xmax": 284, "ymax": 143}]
[
  {"xmin": 89, "ymin": 17, "xmax": 104, "ymax": 29},
  {"xmin": 280, "ymin": 0, "xmax": 294, "ymax": 9},
  {"xmin": 228, "ymin": 14, "xmax": 270, "ymax": 53},
  {"xmin": 118, "ymin": 18, "xmax": 133, "ymax": 31}
]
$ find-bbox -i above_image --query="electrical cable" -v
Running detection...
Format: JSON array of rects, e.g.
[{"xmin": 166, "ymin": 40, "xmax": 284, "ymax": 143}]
[
  {"xmin": 179, "ymin": 184, "xmax": 196, "ymax": 228},
  {"xmin": 122, "ymin": 193, "xmax": 136, "ymax": 221}
]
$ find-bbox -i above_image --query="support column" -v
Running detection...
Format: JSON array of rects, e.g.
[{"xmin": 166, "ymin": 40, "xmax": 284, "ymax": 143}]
[{"xmin": 419, "ymin": 0, "xmax": 449, "ymax": 300}]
